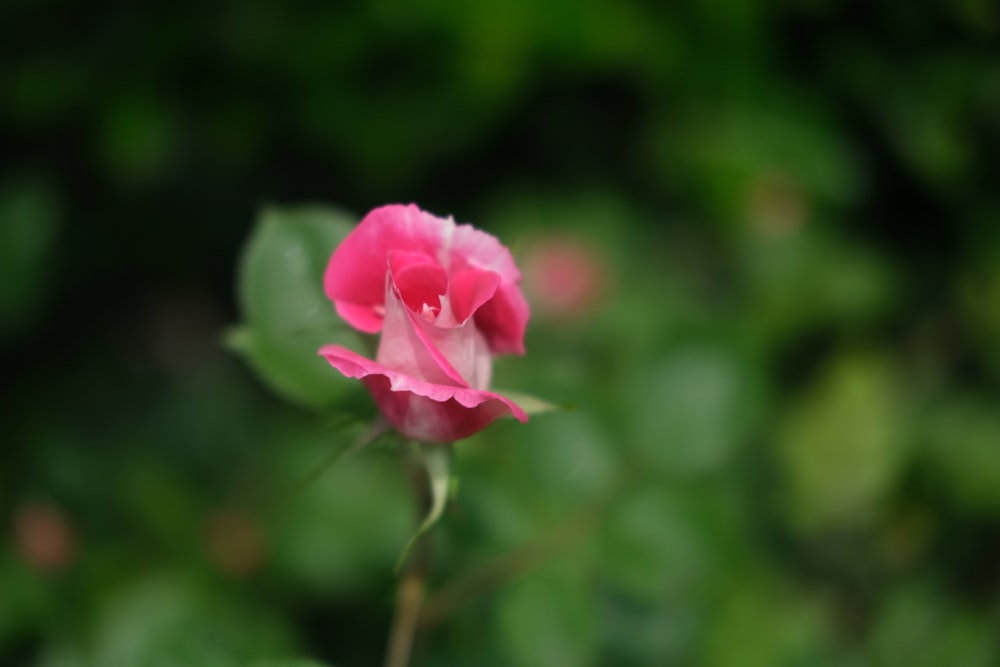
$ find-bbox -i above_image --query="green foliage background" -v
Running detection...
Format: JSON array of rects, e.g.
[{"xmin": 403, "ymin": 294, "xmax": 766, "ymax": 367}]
[{"xmin": 2, "ymin": 1, "xmax": 1000, "ymax": 665}]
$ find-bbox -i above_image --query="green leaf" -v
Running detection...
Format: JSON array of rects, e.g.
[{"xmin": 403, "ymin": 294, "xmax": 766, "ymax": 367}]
[
  {"xmin": 773, "ymin": 351, "xmax": 904, "ymax": 533},
  {"xmin": 396, "ymin": 443, "xmax": 452, "ymax": 571},
  {"xmin": 230, "ymin": 205, "xmax": 366, "ymax": 409}
]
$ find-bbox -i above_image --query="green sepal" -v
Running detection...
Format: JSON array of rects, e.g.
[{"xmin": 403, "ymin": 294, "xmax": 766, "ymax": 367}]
[
  {"xmin": 395, "ymin": 443, "xmax": 453, "ymax": 572},
  {"xmin": 497, "ymin": 389, "xmax": 568, "ymax": 416}
]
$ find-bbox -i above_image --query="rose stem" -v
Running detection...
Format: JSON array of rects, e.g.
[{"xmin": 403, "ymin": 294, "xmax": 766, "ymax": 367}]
[{"xmin": 384, "ymin": 442, "xmax": 433, "ymax": 667}]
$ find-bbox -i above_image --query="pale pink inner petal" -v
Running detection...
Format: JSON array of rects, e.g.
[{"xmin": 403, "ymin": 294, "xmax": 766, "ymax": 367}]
[
  {"xmin": 448, "ymin": 268, "xmax": 501, "ymax": 325},
  {"xmin": 400, "ymin": 306, "xmax": 478, "ymax": 387},
  {"xmin": 407, "ymin": 310, "xmax": 494, "ymax": 389},
  {"xmin": 376, "ymin": 278, "xmax": 468, "ymax": 388}
]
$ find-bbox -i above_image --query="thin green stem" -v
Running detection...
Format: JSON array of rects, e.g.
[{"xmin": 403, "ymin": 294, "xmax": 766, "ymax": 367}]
[{"xmin": 384, "ymin": 442, "xmax": 433, "ymax": 667}]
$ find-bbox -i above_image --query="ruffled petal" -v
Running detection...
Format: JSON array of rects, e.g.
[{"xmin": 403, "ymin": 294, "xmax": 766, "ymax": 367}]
[{"xmin": 319, "ymin": 345, "xmax": 528, "ymax": 442}]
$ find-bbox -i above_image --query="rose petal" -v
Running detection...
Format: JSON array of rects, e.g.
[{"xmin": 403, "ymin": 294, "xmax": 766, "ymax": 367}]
[
  {"xmin": 447, "ymin": 223, "xmax": 528, "ymax": 352},
  {"xmin": 447, "ymin": 268, "xmax": 501, "ymax": 325},
  {"xmin": 376, "ymin": 280, "xmax": 468, "ymax": 388},
  {"xmin": 448, "ymin": 222, "xmax": 522, "ymax": 285},
  {"xmin": 319, "ymin": 345, "xmax": 527, "ymax": 442},
  {"xmin": 404, "ymin": 305, "xmax": 494, "ymax": 389},
  {"xmin": 474, "ymin": 284, "xmax": 530, "ymax": 355},
  {"xmin": 334, "ymin": 301, "xmax": 383, "ymax": 333},
  {"xmin": 324, "ymin": 205, "xmax": 441, "ymax": 331},
  {"xmin": 390, "ymin": 251, "xmax": 448, "ymax": 317}
]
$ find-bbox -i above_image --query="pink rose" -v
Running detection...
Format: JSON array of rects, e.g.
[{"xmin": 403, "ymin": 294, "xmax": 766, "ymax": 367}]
[{"xmin": 319, "ymin": 204, "xmax": 529, "ymax": 442}]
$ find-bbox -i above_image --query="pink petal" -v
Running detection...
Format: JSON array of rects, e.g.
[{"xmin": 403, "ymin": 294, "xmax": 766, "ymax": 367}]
[
  {"xmin": 447, "ymin": 268, "xmax": 501, "ymax": 325},
  {"xmin": 324, "ymin": 205, "xmax": 442, "ymax": 332},
  {"xmin": 448, "ymin": 222, "xmax": 522, "ymax": 286},
  {"xmin": 447, "ymin": 223, "xmax": 529, "ymax": 352},
  {"xmin": 334, "ymin": 301, "xmax": 383, "ymax": 333},
  {"xmin": 474, "ymin": 284, "xmax": 530, "ymax": 355},
  {"xmin": 319, "ymin": 345, "xmax": 528, "ymax": 442},
  {"xmin": 389, "ymin": 251, "xmax": 448, "ymax": 317}
]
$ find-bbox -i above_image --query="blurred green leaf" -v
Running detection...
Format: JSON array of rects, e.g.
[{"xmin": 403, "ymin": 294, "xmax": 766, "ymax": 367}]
[
  {"xmin": 230, "ymin": 205, "xmax": 365, "ymax": 409},
  {"xmin": 866, "ymin": 586, "xmax": 998, "ymax": 667},
  {"xmin": 918, "ymin": 394, "xmax": 1000, "ymax": 514},
  {"xmin": 773, "ymin": 351, "xmax": 905, "ymax": 533},
  {"xmin": 629, "ymin": 342, "xmax": 763, "ymax": 473},
  {"xmin": 741, "ymin": 224, "xmax": 897, "ymax": 343},
  {"xmin": 0, "ymin": 178, "xmax": 59, "ymax": 338},
  {"xmin": 37, "ymin": 574, "xmax": 291, "ymax": 667},
  {"xmin": 600, "ymin": 484, "xmax": 729, "ymax": 602},
  {"xmin": 496, "ymin": 567, "xmax": 597, "ymax": 667},
  {"xmin": 518, "ymin": 411, "xmax": 617, "ymax": 506},
  {"xmin": 701, "ymin": 578, "xmax": 832, "ymax": 667}
]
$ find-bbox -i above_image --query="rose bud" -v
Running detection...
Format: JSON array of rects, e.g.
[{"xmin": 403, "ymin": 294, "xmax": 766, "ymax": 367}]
[{"xmin": 319, "ymin": 204, "xmax": 529, "ymax": 442}]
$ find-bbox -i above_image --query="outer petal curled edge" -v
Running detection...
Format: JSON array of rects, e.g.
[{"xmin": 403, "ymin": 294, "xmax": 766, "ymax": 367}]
[{"xmin": 320, "ymin": 344, "xmax": 528, "ymax": 442}]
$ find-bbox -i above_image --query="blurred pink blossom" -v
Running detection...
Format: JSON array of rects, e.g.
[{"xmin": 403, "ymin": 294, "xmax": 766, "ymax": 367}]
[{"xmin": 521, "ymin": 236, "xmax": 607, "ymax": 320}]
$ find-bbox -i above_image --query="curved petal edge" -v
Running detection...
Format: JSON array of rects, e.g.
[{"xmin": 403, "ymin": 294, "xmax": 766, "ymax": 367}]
[{"xmin": 320, "ymin": 345, "xmax": 528, "ymax": 442}]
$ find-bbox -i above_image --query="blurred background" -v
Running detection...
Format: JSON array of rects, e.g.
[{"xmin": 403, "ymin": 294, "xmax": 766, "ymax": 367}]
[{"xmin": 3, "ymin": 0, "xmax": 1000, "ymax": 665}]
